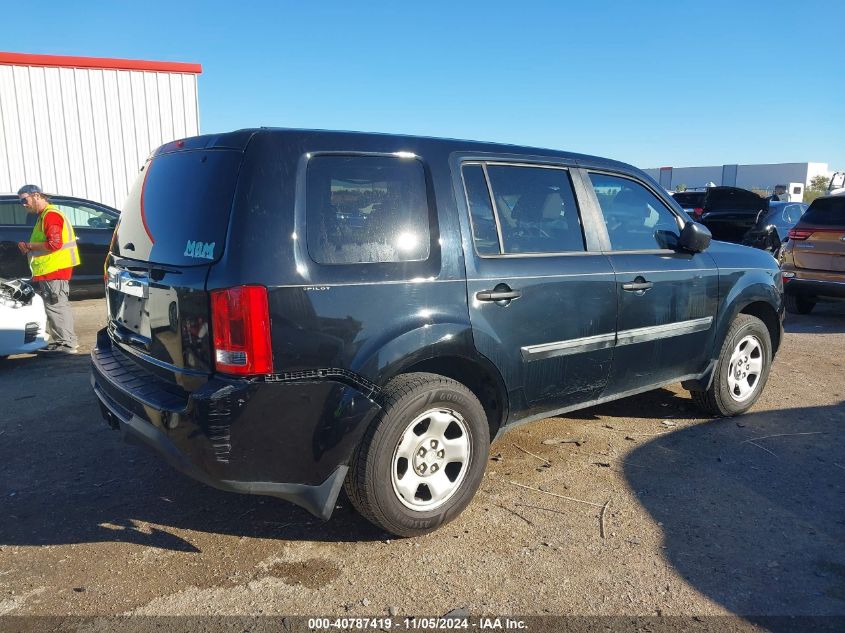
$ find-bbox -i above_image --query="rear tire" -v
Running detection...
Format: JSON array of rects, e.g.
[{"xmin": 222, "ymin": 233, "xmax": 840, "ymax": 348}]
[
  {"xmin": 784, "ymin": 293, "xmax": 815, "ymax": 315},
  {"xmin": 690, "ymin": 314, "xmax": 772, "ymax": 417},
  {"xmin": 345, "ymin": 372, "xmax": 490, "ymax": 537}
]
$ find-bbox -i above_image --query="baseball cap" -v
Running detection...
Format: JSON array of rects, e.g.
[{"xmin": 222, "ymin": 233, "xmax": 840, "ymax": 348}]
[{"xmin": 17, "ymin": 184, "xmax": 43, "ymax": 196}]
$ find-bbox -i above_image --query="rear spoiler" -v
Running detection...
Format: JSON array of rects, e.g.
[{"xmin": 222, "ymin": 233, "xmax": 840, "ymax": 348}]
[{"xmin": 154, "ymin": 130, "xmax": 257, "ymax": 156}]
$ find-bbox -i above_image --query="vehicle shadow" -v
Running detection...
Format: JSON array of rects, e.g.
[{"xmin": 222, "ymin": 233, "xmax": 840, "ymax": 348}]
[
  {"xmin": 565, "ymin": 387, "xmax": 704, "ymax": 421},
  {"xmin": 622, "ymin": 401, "xmax": 845, "ymax": 622},
  {"xmin": 784, "ymin": 301, "xmax": 845, "ymax": 335},
  {"xmin": 0, "ymin": 356, "xmax": 388, "ymax": 551}
]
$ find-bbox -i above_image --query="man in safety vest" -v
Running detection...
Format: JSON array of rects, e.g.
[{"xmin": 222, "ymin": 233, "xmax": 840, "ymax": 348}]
[{"xmin": 16, "ymin": 184, "xmax": 80, "ymax": 354}]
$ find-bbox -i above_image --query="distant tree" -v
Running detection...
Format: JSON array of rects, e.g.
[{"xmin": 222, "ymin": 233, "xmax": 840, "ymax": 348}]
[
  {"xmin": 674, "ymin": 184, "xmax": 686, "ymax": 192},
  {"xmin": 809, "ymin": 175, "xmax": 829, "ymax": 191},
  {"xmin": 804, "ymin": 174, "xmax": 830, "ymax": 203}
]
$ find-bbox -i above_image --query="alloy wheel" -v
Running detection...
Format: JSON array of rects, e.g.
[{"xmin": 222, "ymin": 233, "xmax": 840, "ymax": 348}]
[
  {"xmin": 391, "ymin": 408, "xmax": 471, "ymax": 511},
  {"xmin": 727, "ymin": 334, "xmax": 764, "ymax": 402}
]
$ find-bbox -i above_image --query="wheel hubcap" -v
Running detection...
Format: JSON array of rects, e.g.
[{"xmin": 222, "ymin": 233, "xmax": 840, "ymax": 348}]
[
  {"xmin": 726, "ymin": 334, "xmax": 764, "ymax": 402},
  {"xmin": 391, "ymin": 408, "xmax": 471, "ymax": 511}
]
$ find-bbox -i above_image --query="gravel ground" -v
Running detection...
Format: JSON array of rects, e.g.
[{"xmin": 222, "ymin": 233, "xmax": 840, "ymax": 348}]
[{"xmin": 0, "ymin": 299, "xmax": 843, "ymax": 625}]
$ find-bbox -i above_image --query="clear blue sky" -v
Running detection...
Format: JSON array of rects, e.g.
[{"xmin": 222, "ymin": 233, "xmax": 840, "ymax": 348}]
[{"xmin": 3, "ymin": 0, "xmax": 843, "ymax": 170}]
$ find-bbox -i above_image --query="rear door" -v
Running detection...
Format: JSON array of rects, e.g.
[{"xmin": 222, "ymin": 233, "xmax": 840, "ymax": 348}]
[
  {"xmin": 454, "ymin": 158, "xmax": 617, "ymax": 420},
  {"xmin": 583, "ymin": 170, "xmax": 720, "ymax": 394},
  {"xmin": 107, "ymin": 146, "xmax": 244, "ymax": 376}
]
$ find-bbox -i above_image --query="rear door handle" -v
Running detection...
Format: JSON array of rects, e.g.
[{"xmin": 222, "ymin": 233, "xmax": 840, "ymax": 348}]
[{"xmin": 476, "ymin": 284, "xmax": 522, "ymax": 302}]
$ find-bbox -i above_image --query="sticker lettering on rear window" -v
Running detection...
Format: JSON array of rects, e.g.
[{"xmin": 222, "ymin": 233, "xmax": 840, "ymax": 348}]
[{"xmin": 184, "ymin": 240, "xmax": 215, "ymax": 260}]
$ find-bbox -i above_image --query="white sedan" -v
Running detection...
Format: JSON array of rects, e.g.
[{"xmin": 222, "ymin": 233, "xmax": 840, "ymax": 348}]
[{"xmin": 0, "ymin": 279, "xmax": 49, "ymax": 357}]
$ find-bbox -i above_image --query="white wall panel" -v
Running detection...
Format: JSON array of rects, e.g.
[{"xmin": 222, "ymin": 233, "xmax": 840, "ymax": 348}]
[
  {"xmin": 1, "ymin": 60, "xmax": 200, "ymax": 206},
  {"xmin": 169, "ymin": 73, "xmax": 186, "ymax": 140},
  {"xmin": 13, "ymin": 66, "xmax": 40, "ymax": 186},
  {"xmin": 116, "ymin": 70, "xmax": 140, "ymax": 192},
  {"xmin": 90, "ymin": 70, "xmax": 116, "ymax": 206},
  {"xmin": 29, "ymin": 67, "xmax": 59, "ymax": 194},
  {"xmin": 183, "ymin": 74, "xmax": 199, "ymax": 137},
  {"xmin": 0, "ymin": 66, "xmax": 26, "ymax": 191},
  {"xmin": 145, "ymin": 72, "xmax": 165, "ymax": 153},
  {"xmin": 156, "ymin": 73, "xmax": 174, "ymax": 144},
  {"xmin": 73, "ymin": 68, "xmax": 105, "ymax": 202},
  {"xmin": 59, "ymin": 67, "xmax": 86, "ymax": 198},
  {"xmin": 0, "ymin": 67, "xmax": 15, "ymax": 192},
  {"xmin": 103, "ymin": 70, "xmax": 128, "ymax": 209},
  {"xmin": 129, "ymin": 71, "xmax": 150, "ymax": 171},
  {"xmin": 44, "ymin": 67, "xmax": 72, "ymax": 196}
]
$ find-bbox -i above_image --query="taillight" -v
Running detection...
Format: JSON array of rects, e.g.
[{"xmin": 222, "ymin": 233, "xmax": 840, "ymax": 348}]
[
  {"xmin": 211, "ymin": 285, "xmax": 273, "ymax": 376},
  {"xmin": 787, "ymin": 228, "xmax": 813, "ymax": 240},
  {"xmin": 692, "ymin": 207, "xmax": 703, "ymax": 219}
]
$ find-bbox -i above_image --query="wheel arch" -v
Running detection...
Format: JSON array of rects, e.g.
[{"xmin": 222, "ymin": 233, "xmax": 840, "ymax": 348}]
[
  {"xmin": 397, "ymin": 355, "xmax": 509, "ymax": 442},
  {"xmin": 716, "ymin": 270, "xmax": 783, "ymax": 356},
  {"xmin": 738, "ymin": 300, "xmax": 782, "ymax": 355}
]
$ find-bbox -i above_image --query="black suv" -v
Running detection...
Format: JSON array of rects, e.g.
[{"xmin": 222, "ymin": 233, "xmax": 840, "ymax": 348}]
[
  {"xmin": 91, "ymin": 129, "xmax": 783, "ymax": 536},
  {"xmin": 0, "ymin": 194, "xmax": 119, "ymax": 295}
]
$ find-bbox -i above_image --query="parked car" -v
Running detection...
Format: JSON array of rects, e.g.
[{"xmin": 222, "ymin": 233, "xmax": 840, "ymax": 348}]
[
  {"xmin": 91, "ymin": 129, "xmax": 783, "ymax": 536},
  {"xmin": 742, "ymin": 200, "xmax": 808, "ymax": 256},
  {"xmin": 0, "ymin": 279, "xmax": 48, "ymax": 358},
  {"xmin": 0, "ymin": 194, "xmax": 119, "ymax": 296},
  {"xmin": 779, "ymin": 195, "xmax": 845, "ymax": 314}
]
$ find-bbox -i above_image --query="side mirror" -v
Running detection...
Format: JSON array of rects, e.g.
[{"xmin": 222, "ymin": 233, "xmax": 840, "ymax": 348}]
[{"xmin": 678, "ymin": 221, "xmax": 712, "ymax": 253}]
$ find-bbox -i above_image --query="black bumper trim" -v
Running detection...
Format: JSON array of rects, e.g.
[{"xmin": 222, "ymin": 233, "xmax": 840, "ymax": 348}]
[
  {"xmin": 92, "ymin": 377, "xmax": 348, "ymax": 521},
  {"xmin": 785, "ymin": 278, "xmax": 845, "ymax": 299}
]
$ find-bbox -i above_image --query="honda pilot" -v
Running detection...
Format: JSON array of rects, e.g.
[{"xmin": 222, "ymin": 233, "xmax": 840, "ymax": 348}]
[{"xmin": 91, "ymin": 129, "xmax": 784, "ymax": 536}]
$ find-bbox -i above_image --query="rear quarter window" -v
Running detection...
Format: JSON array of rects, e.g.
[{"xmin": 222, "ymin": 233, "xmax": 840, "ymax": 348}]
[{"xmin": 306, "ymin": 155, "xmax": 431, "ymax": 264}]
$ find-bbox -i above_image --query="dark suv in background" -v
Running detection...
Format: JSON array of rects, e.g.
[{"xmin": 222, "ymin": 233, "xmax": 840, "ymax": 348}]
[
  {"xmin": 91, "ymin": 129, "xmax": 783, "ymax": 536},
  {"xmin": 0, "ymin": 194, "xmax": 119, "ymax": 295}
]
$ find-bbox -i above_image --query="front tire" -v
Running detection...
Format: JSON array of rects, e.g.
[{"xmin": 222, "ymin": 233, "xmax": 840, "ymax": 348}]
[
  {"xmin": 345, "ymin": 372, "xmax": 490, "ymax": 537},
  {"xmin": 691, "ymin": 314, "xmax": 772, "ymax": 417}
]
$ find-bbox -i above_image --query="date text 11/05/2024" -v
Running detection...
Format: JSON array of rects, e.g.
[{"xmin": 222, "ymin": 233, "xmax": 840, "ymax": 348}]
[{"xmin": 307, "ymin": 617, "xmax": 528, "ymax": 630}]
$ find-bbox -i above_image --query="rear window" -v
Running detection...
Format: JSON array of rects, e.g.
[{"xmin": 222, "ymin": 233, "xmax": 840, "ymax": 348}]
[
  {"xmin": 801, "ymin": 197, "xmax": 845, "ymax": 226},
  {"xmin": 114, "ymin": 150, "xmax": 242, "ymax": 265},
  {"xmin": 306, "ymin": 155, "xmax": 431, "ymax": 264}
]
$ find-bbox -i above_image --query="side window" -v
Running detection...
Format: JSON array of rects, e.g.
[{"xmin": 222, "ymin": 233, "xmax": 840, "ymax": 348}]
[
  {"xmin": 306, "ymin": 155, "xmax": 431, "ymax": 264},
  {"xmin": 54, "ymin": 203, "xmax": 117, "ymax": 229},
  {"xmin": 588, "ymin": 172, "xmax": 681, "ymax": 251},
  {"xmin": 0, "ymin": 201, "xmax": 29, "ymax": 225},
  {"xmin": 782, "ymin": 204, "xmax": 804, "ymax": 225},
  {"xmin": 482, "ymin": 165, "xmax": 585, "ymax": 254},
  {"xmin": 461, "ymin": 165, "xmax": 500, "ymax": 255}
]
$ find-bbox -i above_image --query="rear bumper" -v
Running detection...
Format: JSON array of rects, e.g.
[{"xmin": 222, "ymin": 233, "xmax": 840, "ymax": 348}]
[
  {"xmin": 90, "ymin": 328, "xmax": 382, "ymax": 519},
  {"xmin": 784, "ymin": 277, "xmax": 845, "ymax": 299}
]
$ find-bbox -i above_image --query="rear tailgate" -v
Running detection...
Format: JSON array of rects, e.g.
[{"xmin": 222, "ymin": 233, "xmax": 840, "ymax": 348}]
[
  {"xmin": 791, "ymin": 197, "xmax": 845, "ymax": 272},
  {"xmin": 106, "ymin": 144, "xmax": 246, "ymax": 376}
]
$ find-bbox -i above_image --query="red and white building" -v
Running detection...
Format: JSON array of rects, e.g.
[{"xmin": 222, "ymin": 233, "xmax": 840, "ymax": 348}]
[{"xmin": 0, "ymin": 52, "xmax": 202, "ymax": 209}]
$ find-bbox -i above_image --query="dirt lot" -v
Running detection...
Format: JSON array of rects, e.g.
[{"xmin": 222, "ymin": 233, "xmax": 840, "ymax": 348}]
[{"xmin": 1, "ymin": 298, "xmax": 843, "ymax": 624}]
